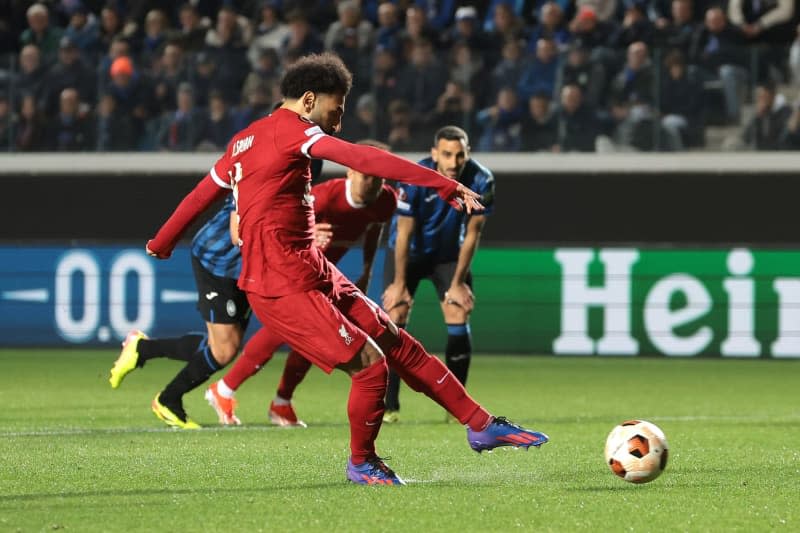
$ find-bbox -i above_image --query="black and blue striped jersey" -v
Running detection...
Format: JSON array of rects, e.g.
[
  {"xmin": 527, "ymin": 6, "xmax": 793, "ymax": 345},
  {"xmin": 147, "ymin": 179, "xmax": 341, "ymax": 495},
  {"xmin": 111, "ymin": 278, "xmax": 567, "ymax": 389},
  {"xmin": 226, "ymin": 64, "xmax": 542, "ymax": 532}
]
[
  {"xmin": 388, "ymin": 157, "xmax": 495, "ymax": 263},
  {"xmin": 190, "ymin": 196, "xmax": 242, "ymax": 279}
]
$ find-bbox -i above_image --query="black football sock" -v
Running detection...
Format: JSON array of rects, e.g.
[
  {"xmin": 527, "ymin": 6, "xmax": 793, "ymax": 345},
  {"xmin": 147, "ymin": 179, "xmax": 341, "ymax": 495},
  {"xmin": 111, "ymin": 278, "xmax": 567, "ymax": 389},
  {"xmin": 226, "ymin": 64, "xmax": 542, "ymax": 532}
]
[
  {"xmin": 137, "ymin": 334, "xmax": 205, "ymax": 366},
  {"xmin": 159, "ymin": 340, "xmax": 222, "ymax": 406},
  {"xmin": 384, "ymin": 324, "xmax": 405, "ymax": 411},
  {"xmin": 445, "ymin": 323, "xmax": 472, "ymax": 386}
]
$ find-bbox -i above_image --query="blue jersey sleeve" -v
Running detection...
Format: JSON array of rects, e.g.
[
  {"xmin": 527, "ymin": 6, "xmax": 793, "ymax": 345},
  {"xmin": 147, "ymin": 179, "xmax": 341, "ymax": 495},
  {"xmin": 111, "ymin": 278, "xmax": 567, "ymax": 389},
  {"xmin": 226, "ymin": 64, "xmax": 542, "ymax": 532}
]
[
  {"xmin": 473, "ymin": 164, "xmax": 496, "ymax": 217},
  {"xmin": 395, "ymin": 183, "xmax": 420, "ymax": 217}
]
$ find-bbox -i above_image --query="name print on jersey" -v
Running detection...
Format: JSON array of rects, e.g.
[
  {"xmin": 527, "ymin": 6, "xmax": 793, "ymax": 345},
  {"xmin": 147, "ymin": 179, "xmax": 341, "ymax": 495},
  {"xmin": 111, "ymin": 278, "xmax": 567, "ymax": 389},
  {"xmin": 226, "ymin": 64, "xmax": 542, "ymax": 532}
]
[{"xmin": 232, "ymin": 135, "xmax": 255, "ymax": 157}]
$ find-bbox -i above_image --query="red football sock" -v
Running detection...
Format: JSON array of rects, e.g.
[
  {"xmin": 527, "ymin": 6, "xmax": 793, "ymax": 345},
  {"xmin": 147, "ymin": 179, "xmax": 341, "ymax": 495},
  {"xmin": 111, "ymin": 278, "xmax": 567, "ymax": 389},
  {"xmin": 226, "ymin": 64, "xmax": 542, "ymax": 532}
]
[
  {"xmin": 276, "ymin": 350, "xmax": 313, "ymax": 401},
  {"xmin": 222, "ymin": 328, "xmax": 281, "ymax": 391},
  {"xmin": 387, "ymin": 329, "xmax": 491, "ymax": 431},
  {"xmin": 348, "ymin": 359, "xmax": 388, "ymax": 464}
]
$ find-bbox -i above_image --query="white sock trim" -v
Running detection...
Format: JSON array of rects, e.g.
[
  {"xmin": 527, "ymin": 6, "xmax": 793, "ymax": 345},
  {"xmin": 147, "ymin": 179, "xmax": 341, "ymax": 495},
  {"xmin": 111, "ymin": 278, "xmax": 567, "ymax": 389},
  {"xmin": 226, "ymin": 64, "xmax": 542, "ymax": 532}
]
[
  {"xmin": 217, "ymin": 379, "xmax": 235, "ymax": 398},
  {"xmin": 272, "ymin": 395, "xmax": 291, "ymax": 406}
]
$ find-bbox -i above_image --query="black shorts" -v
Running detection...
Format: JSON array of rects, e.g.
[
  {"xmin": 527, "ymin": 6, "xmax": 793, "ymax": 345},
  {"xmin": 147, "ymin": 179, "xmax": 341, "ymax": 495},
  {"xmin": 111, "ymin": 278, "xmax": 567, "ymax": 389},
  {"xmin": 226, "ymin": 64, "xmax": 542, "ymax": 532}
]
[
  {"xmin": 191, "ymin": 255, "xmax": 251, "ymax": 327},
  {"xmin": 382, "ymin": 249, "xmax": 473, "ymax": 301}
]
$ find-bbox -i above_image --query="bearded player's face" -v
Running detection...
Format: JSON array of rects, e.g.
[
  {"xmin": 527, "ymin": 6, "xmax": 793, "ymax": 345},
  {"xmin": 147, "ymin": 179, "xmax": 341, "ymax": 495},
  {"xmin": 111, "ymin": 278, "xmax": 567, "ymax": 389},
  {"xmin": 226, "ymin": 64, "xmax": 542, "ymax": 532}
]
[
  {"xmin": 432, "ymin": 138, "xmax": 469, "ymax": 180},
  {"xmin": 311, "ymin": 92, "xmax": 346, "ymax": 134}
]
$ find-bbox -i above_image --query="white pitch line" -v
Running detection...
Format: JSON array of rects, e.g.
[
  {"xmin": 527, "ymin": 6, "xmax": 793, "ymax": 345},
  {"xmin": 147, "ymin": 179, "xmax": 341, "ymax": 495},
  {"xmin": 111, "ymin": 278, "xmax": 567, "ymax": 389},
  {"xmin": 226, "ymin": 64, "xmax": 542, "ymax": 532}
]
[
  {"xmin": 649, "ymin": 414, "xmax": 800, "ymax": 422},
  {"xmin": 0, "ymin": 425, "xmax": 285, "ymax": 438}
]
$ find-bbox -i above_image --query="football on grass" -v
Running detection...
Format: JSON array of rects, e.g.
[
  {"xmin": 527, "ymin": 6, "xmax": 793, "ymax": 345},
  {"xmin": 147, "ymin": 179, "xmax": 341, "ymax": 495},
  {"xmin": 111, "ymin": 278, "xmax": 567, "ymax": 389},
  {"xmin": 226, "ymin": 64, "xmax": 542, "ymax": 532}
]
[{"xmin": 605, "ymin": 420, "xmax": 669, "ymax": 484}]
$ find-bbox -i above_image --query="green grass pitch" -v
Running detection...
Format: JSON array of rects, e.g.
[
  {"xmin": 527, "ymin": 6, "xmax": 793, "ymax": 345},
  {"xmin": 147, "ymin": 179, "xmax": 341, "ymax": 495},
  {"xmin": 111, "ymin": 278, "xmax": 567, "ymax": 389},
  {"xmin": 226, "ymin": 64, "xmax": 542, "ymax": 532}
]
[{"xmin": 0, "ymin": 350, "xmax": 797, "ymax": 532}]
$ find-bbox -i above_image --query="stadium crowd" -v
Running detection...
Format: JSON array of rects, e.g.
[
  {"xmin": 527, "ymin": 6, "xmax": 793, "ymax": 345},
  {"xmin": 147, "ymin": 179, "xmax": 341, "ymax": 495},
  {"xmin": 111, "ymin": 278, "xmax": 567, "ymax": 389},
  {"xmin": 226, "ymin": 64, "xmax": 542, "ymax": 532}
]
[{"xmin": 2, "ymin": 0, "xmax": 800, "ymax": 153}]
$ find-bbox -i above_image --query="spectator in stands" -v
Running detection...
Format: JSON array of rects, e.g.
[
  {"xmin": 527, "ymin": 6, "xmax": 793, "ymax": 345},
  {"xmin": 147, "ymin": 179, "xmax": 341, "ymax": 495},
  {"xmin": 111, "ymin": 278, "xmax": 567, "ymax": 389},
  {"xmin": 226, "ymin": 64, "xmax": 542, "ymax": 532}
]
[
  {"xmin": 236, "ymin": 82, "xmax": 273, "ymax": 129},
  {"xmin": 342, "ymin": 93, "xmax": 379, "ymax": 142},
  {"xmin": 790, "ymin": 24, "xmax": 800, "ymax": 85},
  {"xmin": 432, "ymin": 80, "xmax": 476, "ymax": 133},
  {"xmin": 0, "ymin": 95, "xmax": 14, "ymax": 152},
  {"xmin": 779, "ymin": 100, "xmax": 800, "ymax": 148},
  {"xmin": 575, "ymin": 0, "xmax": 619, "ymax": 22},
  {"xmin": 64, "ymin": 2, "xmax": 101, "ymax": 61},
  {"xmin": 139, "ymin": 9, "xmax": 172, "ymax": 69},
  {"xmin": 20, "ymin": 3, "xmax": 64, "ymax": 65},
  {"xmin": 385, "ymin": 99, "xmax": 420, "ymax": 151},
  {"xmin": 372, "ymin": 44, "xmax": 402, "ymax": 112},
  {"xmin": 443, "ymin": 6, "xmax": 489, "ymax": 53},
  {"xmin": 476, "ymin": 86, "xmax": 523, "ymax": 151},
  {"xmin": 16, "ymin": 45, "xmax": 48, "ymax": 106},
  {"xmin": 741, "ymin": 81, "xmax": 791, "ymax": 149},
  {"xmin": 527, "ymin": 2, "xmax": 572, "ymax": 52},
  {"xmin": 248, "ymin": 0, "xmax": 290, "ymax": 67},
  {"xmin": 611, "ymin": 41, "xmax": 654, "ymax": 106},
  {"xmin": 558, "ymin": 39, "xmax": 607, "ymax": 108},
  {"xmin": 97, "ymin": 36, "xmax": 131, "ymax": 90},
  {"xmin": 492, "ymin": 39, "xmax": 526, "ymax": 99},
  {"xmin": 486, "ymin": 2, "xmax": 529, "ymax": 64},
  {"xmin": 198, "ymin": 90, "xmax": 237, "ymax": 151},
  {"xmin": 106, "ymin": 56, "xmax": 152, "ymax": 141},
  {"xmin": 690, "ymin": 7, "xmax": 748, "ymax": 123},
  {"xmin": 395, "ymin": 38, "xmax": 449, "ymax": 120},
  {"xmin": 15, "ymin": 93, "xmax": 47, "ymax": 152},
  {"xmin": 152, "ymin": 43, "xmax": 189, "ymax": 114},
  {"xmin": 242, "ymin": 47, "xmax": 281, "ymax": 106},
  {"xmin": 654, "ymin": 0, "xmax": 699, "ymax": 58},
  {"xmin": 518, "ymin": 37, "xmax": 561, "ymax": 101},
  {"xmin": 330, "ymin": 15, "xmax": 373, "ymax": 96},
  {"xmin": 521, "ymin": 92, "xmax": 559, "ymax": 152},
  {"xmin": 728, "ymin": 0, "xmax": 795, "ymax": 45},
  {"xmin": 324, "ymin": 0, "xmax": 374, "ymax": 53},
  {"xmin": 398, "ymin": 5, "xmax": 440, "ymax": 61},
  {"xmin": 415, "ymin": 0, "xmax": 458, "ymax": 32},
  {"xmin": 190, "ymin": 51, "xmax": 217, "ymax": 107},
  {"xmin": 157, "ymin": 83, "xmax": 205, "ymax": 151},
  {"xmin": 658, "ymin": 49, "xmax": 704, "ymax": 149},
  {"xmin": 205, "ymin": 7, "xmax": 252, "ymax": 105},
  {"xmin": 568, "ymin": 5, "xmax": 618, "ymax": 73},
  {"xmin": 96, "ymin": 92, "xmax": 140, "ymax": 151},
  {"xmin": 482, "ymin": 0, "xmax": 541, "ymax": 31},
  {"xmin": 98, "ymin": 4, "xmax": 124, "ymax": 54},
  {"xmin": 610, "ymin": 0, "xmax": 655, "ymax": 49},
  {"xmin": 554, "ymin": 83, "xmax": 600, "ymax": 151},
  {"xmin": 281, "ymin": 10, "xmax": 324, "ymax": 59},
  {"xmin": 375, "ymin": 2, "xmax": 402, "ymax": 51},
  {"xmin": 449, "ymin": 40, "xmax": 487, "ymax": 106},
  {"xmin": 42, "ymin": 36, "xmax": 96, "ymax": 116},
  {"xmin": 46, "ymin": 87, "xmax": 94, "ymax": 151},
  {"xmin": 178, "ymin": 3, "xmax": 209, "ymax": 53}
]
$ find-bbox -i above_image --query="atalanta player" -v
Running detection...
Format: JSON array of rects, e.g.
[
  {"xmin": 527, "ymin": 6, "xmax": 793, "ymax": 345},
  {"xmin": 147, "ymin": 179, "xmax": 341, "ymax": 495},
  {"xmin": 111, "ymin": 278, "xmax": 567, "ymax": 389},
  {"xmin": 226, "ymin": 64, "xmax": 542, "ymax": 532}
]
[{"xmin": 382, "ymin": 126, "xmax": 495, "ymax": 423}]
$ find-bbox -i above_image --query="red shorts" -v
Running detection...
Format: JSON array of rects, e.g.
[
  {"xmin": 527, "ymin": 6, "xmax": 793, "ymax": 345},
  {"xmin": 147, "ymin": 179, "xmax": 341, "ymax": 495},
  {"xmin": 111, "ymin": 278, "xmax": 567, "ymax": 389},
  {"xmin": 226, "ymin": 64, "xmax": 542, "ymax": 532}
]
[{"xmin": 246, "ymin": 264, "xmax": 392, "ymax": 373}]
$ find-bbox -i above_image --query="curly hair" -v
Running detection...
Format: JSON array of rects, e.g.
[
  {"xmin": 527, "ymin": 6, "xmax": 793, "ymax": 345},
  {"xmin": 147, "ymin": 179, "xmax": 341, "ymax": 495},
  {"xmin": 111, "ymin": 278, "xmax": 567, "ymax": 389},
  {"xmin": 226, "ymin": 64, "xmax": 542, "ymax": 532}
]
[{"xmin": 280, "ymin": 53, "xmax": 353, "ymax": 99}]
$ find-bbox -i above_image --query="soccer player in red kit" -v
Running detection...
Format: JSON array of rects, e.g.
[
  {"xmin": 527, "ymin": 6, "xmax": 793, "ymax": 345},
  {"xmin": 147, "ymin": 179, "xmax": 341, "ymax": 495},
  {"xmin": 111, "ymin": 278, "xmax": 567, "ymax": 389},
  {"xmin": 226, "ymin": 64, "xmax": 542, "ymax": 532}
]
[
  {"xmin": 146, "ymin": 53, "xmax": 548, "ymax": 485},
  {"xmin": 206, "ymin": 141, "xmax": 398, "ymax": 426}
]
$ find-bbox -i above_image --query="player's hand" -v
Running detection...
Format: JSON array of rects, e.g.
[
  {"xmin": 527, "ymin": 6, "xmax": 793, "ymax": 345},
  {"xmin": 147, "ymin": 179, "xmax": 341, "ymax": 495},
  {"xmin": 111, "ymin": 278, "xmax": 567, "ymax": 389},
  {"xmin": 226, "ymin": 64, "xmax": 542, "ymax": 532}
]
[
  {"xmin": 445, "ymin": 283, "xmax": 474, "ymax": 312},
  {"xmin": 146, "ymin": 240, "xmax": 170, "ymax": 259},
  {"xmin": 445, "ymin": 183, "xmax": 484, "ymax": 214},
  {"xmin": 312, "ymin": 222, "xmax": 333, "ymax": 250},
  {"xmin": 382, "ymin": 282, "xmax": 413, "ymax": 312}
]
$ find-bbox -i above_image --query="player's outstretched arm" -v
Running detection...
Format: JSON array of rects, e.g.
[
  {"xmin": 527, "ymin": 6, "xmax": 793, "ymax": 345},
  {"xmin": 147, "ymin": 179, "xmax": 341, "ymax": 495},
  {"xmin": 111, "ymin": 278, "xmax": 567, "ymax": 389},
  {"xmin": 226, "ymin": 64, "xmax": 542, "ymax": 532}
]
[
  {"xmin": 146, "ymin": 174, "xmax": 229, "ymax": 258},
  {"xmin": 309, "ymin": 136, "xmax": 483, "ymax": 213}
]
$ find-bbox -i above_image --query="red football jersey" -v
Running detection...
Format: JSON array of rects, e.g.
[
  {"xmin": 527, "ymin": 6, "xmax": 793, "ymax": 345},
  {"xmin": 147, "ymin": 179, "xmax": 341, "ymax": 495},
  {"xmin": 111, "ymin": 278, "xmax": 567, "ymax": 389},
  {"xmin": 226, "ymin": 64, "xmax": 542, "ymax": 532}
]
[
  {"xmin": 312, "ymin": 178, "xmax": 397, "ymax": 264},
  {"xmin": 209, "ymin": 108, "xmax": 332, "ymax": 297}
]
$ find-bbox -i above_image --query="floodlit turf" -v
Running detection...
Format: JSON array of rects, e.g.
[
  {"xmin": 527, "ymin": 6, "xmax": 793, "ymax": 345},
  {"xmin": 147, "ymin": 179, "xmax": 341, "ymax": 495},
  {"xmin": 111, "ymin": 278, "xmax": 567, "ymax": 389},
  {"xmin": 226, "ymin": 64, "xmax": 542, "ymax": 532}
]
[{"xmin": 0, "ymin": 350, "xmax": 797, "ymax": 532}]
